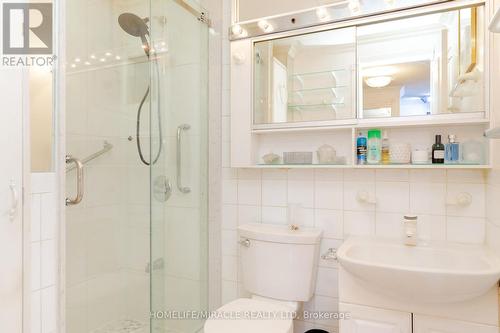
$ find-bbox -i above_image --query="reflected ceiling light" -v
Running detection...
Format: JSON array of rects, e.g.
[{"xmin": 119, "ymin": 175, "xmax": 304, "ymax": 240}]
[
  {"xmin": 70, "ymin": 63, "xmax": 76, "ymax": 68},
  {"xmin": 105, "ymin": 52, "xmax": 112, "ymax": 57},
  {"xmin": 100, "ymin": 58, "xmax": 106, "ymax": 62},
  {"xmin": 84, "ymin": 61, "xmax": 91, "ymax": 66},
  {"xmin": 365, "ymin": 76, "xmax": 392, "ymax": 88},
  {"xmin": 258, "ymin": 20, "xmax": 274, "ymax": 33},
  {"xmin": 90, "ymin": 54, "xmax": 96, "ymax": 59},
  {"xmin": 363, "ymin": 66, "xmax": 398, "ymax": 77},
  {"xmin": 316, "ymin": 7, "xmax": 329, "ymax": 21},
  {"xmin": 74, "ymin": 58, "xmax": 81, "ymax": 63},
  {"xmin": 349, "ymin": 0, "xmax": 361, "ymax": 14},
  {"xmin": 115, "ymin": 55, "xmax": 121, "ymax": 60}
]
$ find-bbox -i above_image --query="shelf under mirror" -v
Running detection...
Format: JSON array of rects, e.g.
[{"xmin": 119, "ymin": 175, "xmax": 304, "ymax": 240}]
[{"xmin": 288, "ymin": 102, "xmax": 345, "ymax": 110}]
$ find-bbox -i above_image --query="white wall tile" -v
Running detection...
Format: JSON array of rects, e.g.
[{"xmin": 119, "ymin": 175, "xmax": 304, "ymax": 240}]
[
  {"xmin": 315, "ymin": 169, "xmax": 343, "ymax": 182},
  {"xmin": 315, "ymin": 267, "xmax": 338, "ymax": 298},
  {"xmin": 261, "ymin": 206, "xmax": 288, "ymax": 224},
  {"xmin": 344, "ymin": 211, "xmax": 375, "ymax": 236},
  {"xmin": 409, "ymin": 170, "xmax": 446, "ymax": 183},
  {"xmin": 410, "ymin": 183, "xmax": 446, "ymax": 215},
  {"xmin": 222, "ymin": 179, "xmax": 238, "ymax": 204},
  {"xmin": 31, "ymin": 194, "xmax": 41, "ymax": 242},
  {"xmin": 238, "ymin": 205, "xmax": 262, "ymax": 225},
  {"xmin": 343, "ymin": 182, "xmax": 375, "ymax": 212},
  {"xmin": 40, "ymin": 193, "xmax": 57, "ymax": 240},
  {"xmin": 314, "ymin": 209, "xmax": 343, "ymax": 239},
  {"xmin": 417, "ymin": 214, "xmax": 446, "ymax": 241},
  {"xmin": 447, "ymin": 170, "xmax": 486, "ymax": 184},
  {"xmin": 221, "ymin": 255, "xmax": 238, "ymax": 281},
  {"xmin": 41, "ymin": 286, "xmax": 57, "ymax": 333},
  {"xmin": 376, "ymin": 212, "xmax": 405, "ymax": 239},
  {"xmin": 31, "ymin": 243, "xmax": 41, "ymax": 292},
  {"xmin": 221, "ymin": 280, "xmax": 238, "ymax": 304},
  {"xmin": 376, "ymin": 169, "xmax": 409, "ymax": 182},
  {"xmin": 262, "ymin": 180, "xmax": 287, "ymax": 207},
  {"xmin": 376, "ymin": 182, "xmax": 409, "ymax": 213},
  {"xmin": 222, "ymin": 204, "xmax": 238, "ymax": 230},
  {"xmin": 41, "ymin": 240, "xmax": 56, "ymax": 288},
  {"xmin": 262, "ymin": 169, "xmax": 287, "ymax": 180},
  {"xmin": 447, "ymin": 216, "xmax": 486, "ymax": 244},
  {"xmin": 237, "ymin": 179, "xmax": 261, "ymax": 206},
  {"xmin": 315, "ymin": 181, "xmax": 343, "ymax": 210},
  {"xmin": 288, "ymin": 180, "xmax": 314, "ymax": 208},
  {"xmin": 288, "ymin": 169, "xmax": 314, "ymax": 181},
  {"xmin": 31, "ymin": 290, "xmax": 41, "ymax": 333},
  {"xmin": 221, "ymin": 230, "xmax": 237, "ymax": 256},
  {"xmin": 314, "ymin": 295, "xmax": 339, "ymax": 328},
  {"xmin": 344, "ymin": 169, "xmax": 375, "ymax": 182},
  {"xmin": 446, "ymin": 183, "xmax": 486, "ymax": 218}
]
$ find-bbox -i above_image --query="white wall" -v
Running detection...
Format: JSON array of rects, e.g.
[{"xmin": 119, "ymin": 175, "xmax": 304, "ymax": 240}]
[
  {"xmin": 0, "ymin": 68, "xmax": 24, "ymax": 333},
  {"xmin": 486, "ymin": 0, "xmax": 500, "ymax": 262},
  {"xmin": 30, "ymin": 173, "xmax": 58, "ymax": 333},
  {"xmin": 222, "ymin": 2, "xmax": 490, "ymax": 333}
]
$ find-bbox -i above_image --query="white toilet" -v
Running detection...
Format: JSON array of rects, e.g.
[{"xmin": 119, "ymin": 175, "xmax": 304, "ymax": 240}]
[{"xmin": 204, "ymin": 223, "xmax": 323, "ymax": 333}]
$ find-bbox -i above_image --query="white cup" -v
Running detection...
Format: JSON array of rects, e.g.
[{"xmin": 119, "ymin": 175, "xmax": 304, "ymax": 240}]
[{"xmin": 412, "ymin": 149, "xmax": 429, "ymax": 164}]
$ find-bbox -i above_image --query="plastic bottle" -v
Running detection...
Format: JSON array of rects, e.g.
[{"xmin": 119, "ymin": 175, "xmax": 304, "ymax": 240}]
[
  {"xmin": 367, "ymin": 129, "xmax": 382, "ymax": 164},
  {"xmin": 356, "ymin": 132, "xmax": 367, "ymax": 165},
  {"xmin": 381, "ymin": 130, "xmax": 390, "ymax": 165}
]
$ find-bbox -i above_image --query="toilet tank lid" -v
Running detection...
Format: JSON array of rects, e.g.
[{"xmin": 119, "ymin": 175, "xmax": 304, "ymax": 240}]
[{"xmin": 238, "ymin": 223, "xmax": 322, "ymax": 245}]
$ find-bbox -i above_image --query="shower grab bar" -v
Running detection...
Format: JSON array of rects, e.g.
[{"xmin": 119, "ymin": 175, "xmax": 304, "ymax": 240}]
[
  {"xmin": 176, "ymin": 124, "xmax": 191, "ymax": 194},
  {"xmin": 66, "ymin": 141, "xmax": 114, "ymax": 172},
  {"xmin": 65, "ymin": 155, "xmax": 84, "ymax": 206}
]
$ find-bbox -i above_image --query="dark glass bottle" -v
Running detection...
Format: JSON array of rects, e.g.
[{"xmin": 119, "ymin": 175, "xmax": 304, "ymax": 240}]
[{"xmin": 432, "ymin": 135, "xmax": 445, "ymax": 164}]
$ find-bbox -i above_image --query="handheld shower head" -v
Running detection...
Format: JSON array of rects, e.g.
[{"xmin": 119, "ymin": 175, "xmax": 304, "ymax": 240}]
[{"xmin": 118, "ymin": 13, "xmax": 151, "ymax": 56}]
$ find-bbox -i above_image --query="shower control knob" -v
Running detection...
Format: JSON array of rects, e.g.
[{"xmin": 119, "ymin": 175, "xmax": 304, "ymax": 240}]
[{"xmin": 239, "ymin": 238, "xmax": 251, "ymax": 247}]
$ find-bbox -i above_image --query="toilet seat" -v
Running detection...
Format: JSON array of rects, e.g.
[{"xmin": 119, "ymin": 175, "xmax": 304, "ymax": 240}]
[{"xmin": 204, "ymin": 298, "xmax": 294, "ymax": 333}]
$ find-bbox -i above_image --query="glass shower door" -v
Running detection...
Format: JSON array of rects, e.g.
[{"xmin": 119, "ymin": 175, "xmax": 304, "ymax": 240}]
[
  {"xmin": 64, "ymin": 0, "xmax": 208, "ymax": 332},
  {"xmin": 149, "ymin": 0, "xmax": 209, "ymax": 332}
]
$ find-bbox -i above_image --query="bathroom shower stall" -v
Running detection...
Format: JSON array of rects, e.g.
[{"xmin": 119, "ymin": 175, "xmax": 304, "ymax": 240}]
[{"xmin": 64, "ymin": 0, "xmax": 208, "ymax": 332}]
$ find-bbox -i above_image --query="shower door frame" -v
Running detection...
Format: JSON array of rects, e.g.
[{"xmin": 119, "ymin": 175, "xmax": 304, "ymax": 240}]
[{"xmin": 56, "ymin": 0, "xmax": 213, "ymax": 331}]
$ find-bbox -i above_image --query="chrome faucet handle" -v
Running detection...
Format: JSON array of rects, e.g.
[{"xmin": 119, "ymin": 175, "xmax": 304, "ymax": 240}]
[
  {"xmin": 321, "ymin": 248, "xmax": 338, "ymax": 261},
  {"xmin": 239, "ymin": 238, "xmax": 251, "ymax": 247}
]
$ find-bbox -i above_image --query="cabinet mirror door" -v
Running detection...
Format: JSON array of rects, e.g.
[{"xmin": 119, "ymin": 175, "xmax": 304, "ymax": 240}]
[
  {"xmin": 358, "ymin": 5, "xmax": 485, "ymax": 119},
  {"xmin": 253, "ymin": 27, "xmax": 356, "ymax": 126}
]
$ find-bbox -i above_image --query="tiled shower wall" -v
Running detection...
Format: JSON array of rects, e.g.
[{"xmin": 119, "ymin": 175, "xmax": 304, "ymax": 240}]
[
  {"xmin": 220, "ymin": 2, "xmax": 488, "ymax": 332},
  {"xmin": 31, "ymin": 173, "xmax": 58, "ymax": 333}
]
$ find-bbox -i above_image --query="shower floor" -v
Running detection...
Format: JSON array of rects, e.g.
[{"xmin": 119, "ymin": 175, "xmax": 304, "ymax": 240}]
[{"xmin": 91, "ymin": 319, "xmax": 148, "ymax": 333}]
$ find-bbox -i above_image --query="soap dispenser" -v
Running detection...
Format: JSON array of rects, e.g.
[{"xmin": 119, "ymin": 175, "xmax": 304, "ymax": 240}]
[{"xmin": 403, "ymin": 215, "xmax": 418, "ymax": 246}]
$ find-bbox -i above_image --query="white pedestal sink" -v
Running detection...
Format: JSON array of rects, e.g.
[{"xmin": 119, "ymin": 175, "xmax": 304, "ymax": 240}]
[{"xmin": 337, "ymin": 237, "xmax": 500, "ymax": 303}]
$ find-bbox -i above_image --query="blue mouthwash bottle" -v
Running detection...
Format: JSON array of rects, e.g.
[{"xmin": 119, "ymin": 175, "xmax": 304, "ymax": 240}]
[{"xmin": 357, "ymin": 132, "xmax": 367, "ymax": 165}]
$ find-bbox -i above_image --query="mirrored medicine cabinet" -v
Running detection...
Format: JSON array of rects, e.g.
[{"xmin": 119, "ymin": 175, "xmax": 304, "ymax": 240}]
[{"xmin": 252, "ymin": 4, "xmax": 485, "ymax": 127}]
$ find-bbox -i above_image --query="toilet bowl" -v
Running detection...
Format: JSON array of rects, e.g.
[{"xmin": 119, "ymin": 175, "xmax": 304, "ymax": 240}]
[
  {"xmin": 204, "ymin": 297, "xmax": 295, "ymax": 333},
  {"xmin": 204, "ymin": 223, "xmax": 322, "ymax": 333}
]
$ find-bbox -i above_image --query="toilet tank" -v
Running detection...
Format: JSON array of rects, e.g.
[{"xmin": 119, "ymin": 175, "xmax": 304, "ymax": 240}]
[{"xmin": 238, "ymin": 223, "xmax": 323, "ymax": 302}]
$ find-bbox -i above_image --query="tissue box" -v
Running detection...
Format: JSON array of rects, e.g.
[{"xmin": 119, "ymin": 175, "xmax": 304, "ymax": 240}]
[{"xmin": 283, "ymin": 152, "xmax": 313, "ymax": 164}]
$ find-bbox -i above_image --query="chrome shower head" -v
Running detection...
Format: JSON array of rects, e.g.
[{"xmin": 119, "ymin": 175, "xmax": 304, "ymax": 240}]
[{"xmin": 118, "ymin": 13, "xmax": 151, "ymax": 56}]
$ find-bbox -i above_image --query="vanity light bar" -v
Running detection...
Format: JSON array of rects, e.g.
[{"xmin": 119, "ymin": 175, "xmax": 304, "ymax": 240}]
[{"xmin": 229, "ymin": 0, "xmax": 466, "ymax": 40}]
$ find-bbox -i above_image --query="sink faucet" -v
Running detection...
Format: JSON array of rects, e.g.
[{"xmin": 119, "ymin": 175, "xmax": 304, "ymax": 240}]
[{"xmin": 403, "ymin": 215, "xmax": 418, "ymax": 246}]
